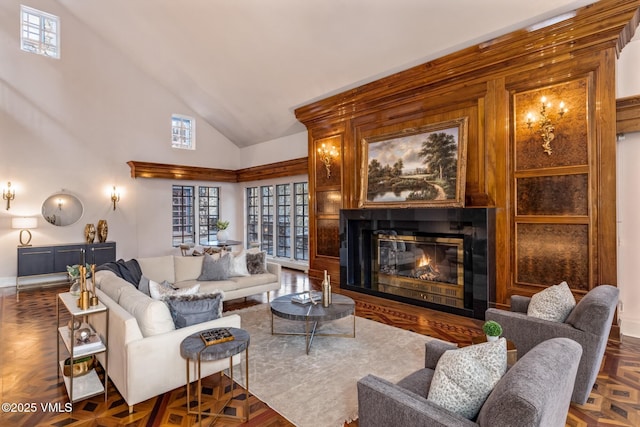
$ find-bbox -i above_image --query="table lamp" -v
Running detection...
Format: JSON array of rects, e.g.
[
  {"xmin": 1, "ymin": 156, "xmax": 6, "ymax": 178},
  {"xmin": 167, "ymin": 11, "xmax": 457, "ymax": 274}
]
[{"xmin": 12, "ymin": 217, "xmax": 38, "ymax": 247}]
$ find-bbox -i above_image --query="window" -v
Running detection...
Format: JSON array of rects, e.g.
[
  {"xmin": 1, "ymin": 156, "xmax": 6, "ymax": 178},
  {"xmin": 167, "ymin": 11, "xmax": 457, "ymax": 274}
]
[
  {"xmin": 172, "ymin": 185, "xmax": 195, "ymax": 246},
  {"xmin": 171, "ymin": 115, "xmax": 195, "ymax": 149},
  {"xmin": 246, "ymin": 187, "xmax": 259, "ymax": 245},
  {"xmin": 246, "ymin": 181, "xmax": 308, "ymax": 261},
  {"xmin": 198, "ymin": 186, "xmax": 220, "ymax": 245},
  {"xmin": 276, "ymin": 184, "xmax": 291, "ymax": 258},
  {"xmin": 261, "ymin": 186, "xmax": 274, "ymax": 255},
  {"xmin": 294, "ymin": 182, "xmax": 309, "ymax": 261},
  {"xmin": 20, "ymin": 5, "xmax": 60, "ymax": 58}
]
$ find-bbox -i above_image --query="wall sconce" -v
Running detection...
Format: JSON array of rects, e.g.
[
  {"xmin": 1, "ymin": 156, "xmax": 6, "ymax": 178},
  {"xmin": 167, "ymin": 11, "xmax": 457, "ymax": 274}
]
[
  {"xmin": 317, "ymin": 143, "xmax": 338, "ymax": 178},
  {"xmin": 3, "ymin": 181, "xmax": 15, "ymax": 210},
  {"xmin": 12, "ymin": 217, "xmax": 37, "ymax": 247},
  {"xmin": 111, "ymin": 186, "xmax": 120, "ymax": 210},
  {"xmin": 526, "ymin": 96, "xmax": 568, "ymax": 155}
]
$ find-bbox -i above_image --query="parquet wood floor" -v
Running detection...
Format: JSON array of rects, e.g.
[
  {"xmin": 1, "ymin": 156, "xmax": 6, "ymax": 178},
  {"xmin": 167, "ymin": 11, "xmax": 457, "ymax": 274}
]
[{"xmin": 1, "ymin": 269, "xmax": 639, "ymax": 426}]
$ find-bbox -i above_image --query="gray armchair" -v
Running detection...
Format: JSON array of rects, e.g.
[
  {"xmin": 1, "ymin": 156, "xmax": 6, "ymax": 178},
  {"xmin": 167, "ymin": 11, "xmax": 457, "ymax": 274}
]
[
  {"xmin": 485, "ymin": 284, "xmax": 619, "ymax": 404},
  {"xmin": 357, "ymin": 337, "xmax": 581, "ymax": 427}
]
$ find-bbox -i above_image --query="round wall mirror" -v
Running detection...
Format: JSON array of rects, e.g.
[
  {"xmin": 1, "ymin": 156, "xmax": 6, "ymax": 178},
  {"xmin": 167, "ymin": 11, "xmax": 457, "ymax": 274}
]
[{"xmin": 41, "ymin": 193, "xmax": 84, "ymax": 226}]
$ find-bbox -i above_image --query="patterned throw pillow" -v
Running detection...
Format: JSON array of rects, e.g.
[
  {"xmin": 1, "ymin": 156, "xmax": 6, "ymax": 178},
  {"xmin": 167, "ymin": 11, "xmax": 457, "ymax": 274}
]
[
  {"xmin": 527, "ymin": 281, "xmax": 576, "ymax": 323},
  {"xmin": 246, "ymin": 251, "xmax": 267, "ymax": 274},
  {"xmin": 427, "ymin": 338, "xmax": 507, "ymax": 419},
  {"xmin": 164, "ymin": 291, "xmax": 224, "ymax": 328},
  {"xmin": 149, "ymin": 280, "xmax": 199, "ymax": 300},
  {"xmin": 197, "ymin": 253, "xmax": 231, "ymax": 281}
]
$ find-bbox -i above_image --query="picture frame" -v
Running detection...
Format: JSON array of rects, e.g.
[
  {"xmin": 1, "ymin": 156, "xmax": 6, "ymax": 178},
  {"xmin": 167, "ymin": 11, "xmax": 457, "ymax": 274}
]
[{"xmin": 359, "ymin": 117, "xmax": 468, "ymax": 208}]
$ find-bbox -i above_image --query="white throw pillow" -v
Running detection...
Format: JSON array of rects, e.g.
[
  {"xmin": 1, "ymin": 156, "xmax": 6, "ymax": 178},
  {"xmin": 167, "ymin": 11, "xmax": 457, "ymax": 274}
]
[
  {"xmin": 229, "ymin": 250, "xmax": 251, "ymax": 277},
  {"xmin": 427, "ymin": 338, "xmax": 507, "ymax": 419},
  {"xmin": 149, "ymin": 280, "xmax": 200, "ymax": 300},
  {"xmin": 527, "ymin": 281, "xmax": 576, "ymax": 323}
]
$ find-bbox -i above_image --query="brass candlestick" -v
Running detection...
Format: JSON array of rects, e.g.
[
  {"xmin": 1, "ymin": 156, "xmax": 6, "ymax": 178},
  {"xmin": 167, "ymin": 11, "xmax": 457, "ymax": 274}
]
[
  {"xmin": 78, "ymin": 265, "xmax": 90, "ymax": 310},
  {"xmin": 89, "ymin": 264, "xmax": 98, "ymax": 306}
]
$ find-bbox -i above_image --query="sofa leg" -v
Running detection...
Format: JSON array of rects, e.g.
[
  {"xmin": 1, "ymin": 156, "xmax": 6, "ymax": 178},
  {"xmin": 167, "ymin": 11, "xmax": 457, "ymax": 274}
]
[{"xmin": 129, "ymin": 405, "xmax": 133, "ymax": 414}]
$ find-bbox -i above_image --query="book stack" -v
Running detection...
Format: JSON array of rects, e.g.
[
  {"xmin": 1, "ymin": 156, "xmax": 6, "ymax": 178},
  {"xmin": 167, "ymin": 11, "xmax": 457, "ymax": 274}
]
[
  {"xmin": 72, "ymin": 325, "xmax": 103, "ymax": 356},
  {"xmin": 291, "ymin": 291, "xmax": 322, "ymax": 305},
  {"xmin": 201, "ymin": 328, "xmax": 235, "ymax": 346}
]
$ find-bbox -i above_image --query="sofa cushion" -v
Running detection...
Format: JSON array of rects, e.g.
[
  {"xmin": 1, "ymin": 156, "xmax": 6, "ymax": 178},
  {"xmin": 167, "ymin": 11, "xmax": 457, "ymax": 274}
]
[
  {"xmin": 137, "ymin": 256, "xmax": 176, "ymax": 284},
  {"xmin": 149, "ymin": 280, "xmax": 200, "ymax": 300},
  {"xmin": 164, "ymin": 291, "xmax": 224, "ymax": 328},
  {"xmin": 198, "ymin": 253, "xmax": 231, "ymax": 281},
  {"xmin": 96, "ymin": 270, "xmax": 137, "ymax": 304},
  {"xmin": 174, "ymin": 255, "xmax": 204, "ymax": 282},
  {"xmin": 118, "ymin": 287, "xmax": 175, "ymax": 337},
  {"xmin": 229, "ymin": 250, "xmax": 251, "ymax": 277},
  {"xmin": 246, "ymin": 251, "xmax": 267, "ymax": 274},
  {"xmin": 427, "ymin": 338, "xmax": 507, "ymax": 419},
  {"xmin": 527, "ymin": 281, "xmax": 576, "ymax": 323}
]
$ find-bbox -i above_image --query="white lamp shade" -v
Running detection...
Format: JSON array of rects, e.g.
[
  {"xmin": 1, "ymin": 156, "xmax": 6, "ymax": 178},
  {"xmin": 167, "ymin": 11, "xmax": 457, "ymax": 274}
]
[{"xmin": 12, "ymin": 217, "xmax": 38, "ymax": 229}]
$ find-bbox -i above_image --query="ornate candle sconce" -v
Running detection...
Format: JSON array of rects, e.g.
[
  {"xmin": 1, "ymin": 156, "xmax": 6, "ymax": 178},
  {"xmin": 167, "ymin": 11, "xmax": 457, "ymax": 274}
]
[
  {"xmin": 317, "ymin": 143, "xmax": 338, "ymax": 178},
  {"xmin": 526, "ymin": 96, "xmax": 568, "ymax": 155},
  {"xmin": 3, "ymin": 182, "xmax": 15, "ymax": 210}
]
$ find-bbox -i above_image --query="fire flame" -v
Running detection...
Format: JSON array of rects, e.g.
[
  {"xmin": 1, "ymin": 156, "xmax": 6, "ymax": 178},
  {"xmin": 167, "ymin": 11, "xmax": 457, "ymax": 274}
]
[{"xmin": 417, "ymin": 254, "xmax": 431, "ymax": 268}]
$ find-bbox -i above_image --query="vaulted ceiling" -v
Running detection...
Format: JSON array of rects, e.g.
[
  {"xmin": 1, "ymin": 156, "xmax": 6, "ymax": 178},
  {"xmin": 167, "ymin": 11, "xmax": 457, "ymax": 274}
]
[{"xmin": 58, "ymin": 0, "xmax": 599, "ymax": 147}]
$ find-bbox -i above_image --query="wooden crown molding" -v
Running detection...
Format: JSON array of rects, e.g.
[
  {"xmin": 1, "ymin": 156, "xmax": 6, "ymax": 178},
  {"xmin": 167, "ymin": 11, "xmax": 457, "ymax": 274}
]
[
  {"xmin": 617, "ymin": 95, "xmax": 640, "ymax": 134},
  {"xmin": 236, "ymin": 157, "xmax": 308, "ymax": 182},
  {"xmin": 295, "ymin": 0, "xmax": 640, "ymax": 125},
  {"xmin": 127, "ymin": 157, "xmax": 308, "ymax": 183}
]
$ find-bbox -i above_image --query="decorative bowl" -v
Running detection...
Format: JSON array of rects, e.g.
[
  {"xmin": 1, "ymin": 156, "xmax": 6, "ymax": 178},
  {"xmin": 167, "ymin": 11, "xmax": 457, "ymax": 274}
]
[{"xmin": 63, "ymin": 355, "xmax": 95, "ymax": 377}]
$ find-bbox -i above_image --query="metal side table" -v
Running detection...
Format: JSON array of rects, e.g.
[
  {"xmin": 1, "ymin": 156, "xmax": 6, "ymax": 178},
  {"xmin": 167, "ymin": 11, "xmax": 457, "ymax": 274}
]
[{"xmin": 180, "ymin": 327, "xmax": 250, "ymax": 425}]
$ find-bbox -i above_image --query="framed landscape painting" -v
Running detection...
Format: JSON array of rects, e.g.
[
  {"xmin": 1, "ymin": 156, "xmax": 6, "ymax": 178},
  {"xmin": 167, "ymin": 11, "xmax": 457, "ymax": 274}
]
[{"xmin": 359, "ymin": 117, "xmax": 468, "ymax": 208}]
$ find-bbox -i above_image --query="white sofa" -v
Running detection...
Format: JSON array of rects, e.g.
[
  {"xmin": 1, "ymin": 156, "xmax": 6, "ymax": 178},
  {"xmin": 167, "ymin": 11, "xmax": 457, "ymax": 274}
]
[{"xmin": 91, "ymin": 255, "xmax": 281, "ymax": 412}]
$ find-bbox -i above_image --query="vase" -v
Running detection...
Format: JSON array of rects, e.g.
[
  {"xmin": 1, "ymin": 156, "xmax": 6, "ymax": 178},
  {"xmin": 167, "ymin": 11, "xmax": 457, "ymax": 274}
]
[
  {"xmin": 84, "ymin": 223, "xmax": 96, "ymax": 243},
  {"xmin": 486, "ymin": 335, "xmax": 499, "ymax": 342},
  {"xmin": 97, "ymin": 219, "xmax": 108, "ymax": 242},
  {"xmin": 70, "ymin": 278, "xmax": 81, "ymax": 296},
  {"xmin": 217, "ymin": 229, "xmax": 229, "ymax": 242}
]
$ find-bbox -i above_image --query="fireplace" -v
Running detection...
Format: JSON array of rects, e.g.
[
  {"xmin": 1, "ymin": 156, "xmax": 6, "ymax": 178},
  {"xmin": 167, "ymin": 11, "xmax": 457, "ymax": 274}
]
[{"xmin": 340, "ymin": 208, "xmax": 494, "ymax": 319}]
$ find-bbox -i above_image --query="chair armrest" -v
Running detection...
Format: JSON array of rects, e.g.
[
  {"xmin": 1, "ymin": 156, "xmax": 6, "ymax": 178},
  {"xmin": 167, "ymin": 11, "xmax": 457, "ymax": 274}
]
[
  {"xmin": 357, "ymin": 374, "xmax": 477, "ymax": 427},
  {"xmin": 485, "ymin": 308, "xmax": 587, "ymax": 357},
  {"xmin": 425, "ymin": 340, "xmax": 458, "ymax": 369},
  {"xmin": 510, "ymin": 295, "xmax": 531, "ymax": 313},
  {"xmin": 266, "ymin": 262, "xmax": 281, "ymax": 281}
]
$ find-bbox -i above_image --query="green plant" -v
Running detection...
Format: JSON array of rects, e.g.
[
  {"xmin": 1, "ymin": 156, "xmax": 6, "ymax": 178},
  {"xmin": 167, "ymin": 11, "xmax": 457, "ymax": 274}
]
[
  {"xmin": 66, "ymin": 263, "xmax": 91, "ymax": 279},
  {"xmin": 482, "ymin": 320, "xmax": 502, "ymax": 337},
  {"xmin": 216, "ymin": 220, "xmax": 229, "ymax": 230}
]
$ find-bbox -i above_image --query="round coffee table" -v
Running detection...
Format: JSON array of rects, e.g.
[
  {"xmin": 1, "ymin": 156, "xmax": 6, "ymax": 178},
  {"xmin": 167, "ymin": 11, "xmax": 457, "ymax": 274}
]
[
  {"xmin": 270, "ymin": 292, "xmax": 355, "ymax": 354},
  {"xmin": 180, "ymin": 327, "xmax": 250, "ymax": 424}
]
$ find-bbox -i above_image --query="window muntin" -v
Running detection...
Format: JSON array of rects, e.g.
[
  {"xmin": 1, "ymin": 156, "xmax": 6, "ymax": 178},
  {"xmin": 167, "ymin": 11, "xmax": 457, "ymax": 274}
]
[
  {"xmin": 246, "ymin": 182, "xmax": 309, "ymax": 261},
  {"xmin": 276, "ymin": 184, "xmax": 291, "ymax": 258},
  {"xmin": 172, "ymin": 185, "xmax": 195, "ymax": 246},
  {"xmin": 261, "ymin": 186, "xmax": 274, "ymax": 255},
  {"xmin": 20, "ymin": 5, "xmax": 60, "ymax": 58},
  {"xmin": 247, "ymin": 187, "xmax": 259, "ymax": 245},
  {"xmin": 198, "ymin": 186, "xmax": 220, "ymax": 245},
  {"xmin": 294, "ymin": 182, "xmax": 309, "ymax": 261},
  {"xmin": 171, "ymin": 115, "xmax": 195, "ymax": 149}
]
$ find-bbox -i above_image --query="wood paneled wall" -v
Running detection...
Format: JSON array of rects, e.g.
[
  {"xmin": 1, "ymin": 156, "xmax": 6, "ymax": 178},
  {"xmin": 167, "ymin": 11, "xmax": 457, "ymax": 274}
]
[{"xmin": 295, "ymin": 0, "xmax": 640, "ymax": 307}]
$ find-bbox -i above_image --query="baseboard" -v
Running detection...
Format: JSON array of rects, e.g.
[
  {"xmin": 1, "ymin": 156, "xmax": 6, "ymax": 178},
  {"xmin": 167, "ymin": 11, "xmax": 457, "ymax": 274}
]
[
  {"xmin": 0, "ymin": 277, "xmax": 16, "ymax": 288},
  {"xmin": 620, "ymin": 318, "xmax": 640, "ymax": 339}
]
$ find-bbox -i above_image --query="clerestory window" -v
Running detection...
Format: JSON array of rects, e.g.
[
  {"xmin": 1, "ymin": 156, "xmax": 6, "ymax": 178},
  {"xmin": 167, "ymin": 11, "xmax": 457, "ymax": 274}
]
[{"xmin": 20, "ymin": 5, "xmax": 60, "ymax": 59}]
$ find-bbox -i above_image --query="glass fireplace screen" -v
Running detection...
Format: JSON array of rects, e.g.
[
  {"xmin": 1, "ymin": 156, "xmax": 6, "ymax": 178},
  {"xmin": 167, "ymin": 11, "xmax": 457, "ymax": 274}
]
[{"xmin": 373, "ymin": 233, "xmax": 465, "ymax": 304}]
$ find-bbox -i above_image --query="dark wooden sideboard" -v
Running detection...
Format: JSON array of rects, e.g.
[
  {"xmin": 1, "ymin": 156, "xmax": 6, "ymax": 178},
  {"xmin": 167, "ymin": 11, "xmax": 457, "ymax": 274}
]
[{"xmin": 16, "ymin": 242, "xmax": 116, "ymax": 291}]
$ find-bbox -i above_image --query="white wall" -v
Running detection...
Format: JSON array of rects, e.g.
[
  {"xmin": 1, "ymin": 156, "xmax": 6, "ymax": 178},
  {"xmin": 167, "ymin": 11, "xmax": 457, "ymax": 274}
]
[
  {"xmin": 239, "ymin": 132, "xmax": 308, "ymax": 169},
  {"xmin": 616, "ymin": 34, "xmax": 640, "ymax": 338},
  {"xmin": 0, "ymin": 1, "xmax": 304, "ymax": 286}
]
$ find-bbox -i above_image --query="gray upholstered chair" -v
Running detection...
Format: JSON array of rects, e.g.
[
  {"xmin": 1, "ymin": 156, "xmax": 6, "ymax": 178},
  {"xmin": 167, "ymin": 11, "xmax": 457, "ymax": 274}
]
[
  {"xmin": 485, "ymin": 284, "xmax": 619, "ymax": 405},
  {"xmin": 357, "ymin": 337, "xmax": 581, "ymax": 427}
]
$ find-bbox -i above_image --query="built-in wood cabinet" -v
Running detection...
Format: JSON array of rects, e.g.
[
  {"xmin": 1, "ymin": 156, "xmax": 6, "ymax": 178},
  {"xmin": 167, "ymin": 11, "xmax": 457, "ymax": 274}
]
[{"xmin": 296, "ymin": 0, "xmax": 638, "ymax": 319}]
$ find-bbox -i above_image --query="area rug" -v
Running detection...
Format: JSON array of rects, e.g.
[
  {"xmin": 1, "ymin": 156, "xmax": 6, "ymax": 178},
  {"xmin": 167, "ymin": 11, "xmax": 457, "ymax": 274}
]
[{"xmin": 229, "ymin": 303, "xmax": 434, "ymax": 427}]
